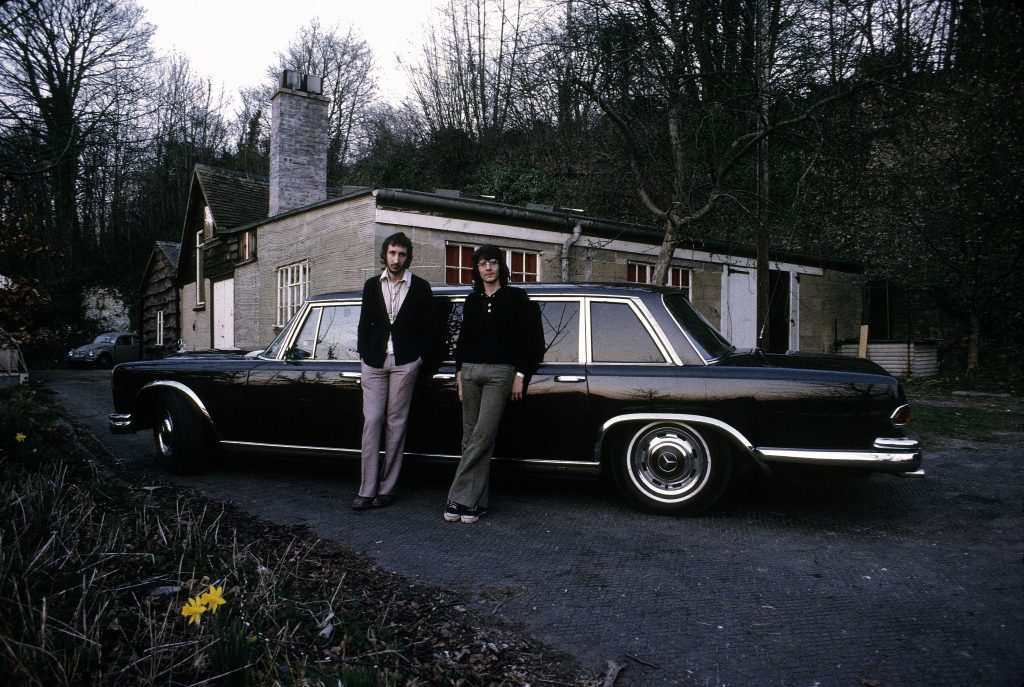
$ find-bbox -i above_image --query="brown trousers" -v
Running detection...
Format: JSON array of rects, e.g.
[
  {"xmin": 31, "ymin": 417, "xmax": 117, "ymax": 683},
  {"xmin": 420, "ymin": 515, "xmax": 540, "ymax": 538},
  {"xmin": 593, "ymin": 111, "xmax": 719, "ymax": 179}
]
[{"xmin": 358, "ymin": 355, "xmax": 422, "ymax": 498}]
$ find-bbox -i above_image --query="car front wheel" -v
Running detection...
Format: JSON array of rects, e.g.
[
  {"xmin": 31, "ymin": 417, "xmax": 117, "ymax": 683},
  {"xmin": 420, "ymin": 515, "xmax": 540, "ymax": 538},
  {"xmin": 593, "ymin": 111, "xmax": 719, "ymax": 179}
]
[
  {"xmin": 613, "ymin": 421, "xmax": 731, "ymax": 515},
  {"xmin": 153, "ymin": 392, "xmax": 206, "ymax": 474}
]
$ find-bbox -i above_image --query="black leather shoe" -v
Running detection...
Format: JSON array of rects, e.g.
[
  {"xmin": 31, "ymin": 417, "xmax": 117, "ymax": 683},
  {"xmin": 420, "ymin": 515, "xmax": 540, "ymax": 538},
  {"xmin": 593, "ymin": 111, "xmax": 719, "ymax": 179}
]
[
  {"xmin": 352, "ymin": 496, "xmax": 373, "ymax": 511},
  {"xmin": 371, "ymin": 495, "xmax": 394, "ymax": 508}
]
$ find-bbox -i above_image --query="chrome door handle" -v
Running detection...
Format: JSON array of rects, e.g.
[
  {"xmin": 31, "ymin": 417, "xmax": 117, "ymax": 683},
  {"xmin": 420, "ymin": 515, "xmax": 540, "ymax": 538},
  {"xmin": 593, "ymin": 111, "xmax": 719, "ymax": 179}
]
[
  {"xmin": 555, "ymin": 375, "xmax": 586, "ymax": 383},
  {"xmin": 340, "ymin": 371, "xmax": 362, "ymax": 379},
  {"xmin": 433, "ymin": 373, "xmax": 456, "ymax": 380}
]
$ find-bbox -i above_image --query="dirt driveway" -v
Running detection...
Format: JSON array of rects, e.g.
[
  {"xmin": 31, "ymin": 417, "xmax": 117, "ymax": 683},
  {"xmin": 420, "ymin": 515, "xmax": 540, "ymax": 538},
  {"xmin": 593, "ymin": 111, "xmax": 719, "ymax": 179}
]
[{"xmin": 39, "ymin": 368, "xmax": 1024, "ymax": 687}]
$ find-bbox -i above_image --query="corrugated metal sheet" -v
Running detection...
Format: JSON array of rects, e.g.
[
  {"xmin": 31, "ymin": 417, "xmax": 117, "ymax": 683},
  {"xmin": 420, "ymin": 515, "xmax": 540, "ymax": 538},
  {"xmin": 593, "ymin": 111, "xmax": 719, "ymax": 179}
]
[{"xmin": 836, "ymin": 341, "xmax": 939, "ymax": 378}]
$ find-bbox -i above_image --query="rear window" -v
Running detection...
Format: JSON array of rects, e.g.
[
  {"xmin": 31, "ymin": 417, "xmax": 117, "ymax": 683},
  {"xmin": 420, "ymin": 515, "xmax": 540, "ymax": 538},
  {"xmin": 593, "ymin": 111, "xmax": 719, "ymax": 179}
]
[{"xmin": 662, "ymin": 292, "xmax": 732, "ymax": 361}]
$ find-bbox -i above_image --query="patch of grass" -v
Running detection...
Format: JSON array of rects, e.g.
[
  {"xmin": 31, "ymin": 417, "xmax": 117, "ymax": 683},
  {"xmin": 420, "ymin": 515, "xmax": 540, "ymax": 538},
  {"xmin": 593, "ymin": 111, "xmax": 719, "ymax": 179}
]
[
  {"xmin": 0, "ymin": 384, "xmax": 590, "ymax": 686},
  {"xmin": 910, "ymin": 404, "xmax": 1023, "ymax": 441}
]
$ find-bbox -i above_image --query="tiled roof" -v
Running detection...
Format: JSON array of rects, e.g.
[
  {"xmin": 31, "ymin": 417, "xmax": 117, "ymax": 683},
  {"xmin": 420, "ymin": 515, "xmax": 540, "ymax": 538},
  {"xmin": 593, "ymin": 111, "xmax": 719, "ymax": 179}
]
[
  {"xmin": 195, "ymin": 164, "xmax": 269, "ymax": 229},
  {"xmin": 155, "ymin": 241, "xmax": 180, "ymax": 268}
]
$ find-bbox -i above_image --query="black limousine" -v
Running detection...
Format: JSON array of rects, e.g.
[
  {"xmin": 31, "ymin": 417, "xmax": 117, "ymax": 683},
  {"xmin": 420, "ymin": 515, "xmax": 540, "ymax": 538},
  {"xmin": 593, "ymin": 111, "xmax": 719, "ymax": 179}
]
[{"xmin": 110, "ymin": 283, "xmax": 922, "ymax": 514}]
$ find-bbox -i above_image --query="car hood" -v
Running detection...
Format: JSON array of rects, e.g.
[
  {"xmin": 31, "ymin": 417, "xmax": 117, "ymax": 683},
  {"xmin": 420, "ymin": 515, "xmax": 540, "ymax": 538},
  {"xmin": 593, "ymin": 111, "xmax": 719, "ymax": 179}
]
[
  {"xmin": 714, "ymin": 349, "xmax": 891, "ymax": 376},
  {"xmin": 71, "ymin": 343, "xmax": 108, "ymax": 354}
]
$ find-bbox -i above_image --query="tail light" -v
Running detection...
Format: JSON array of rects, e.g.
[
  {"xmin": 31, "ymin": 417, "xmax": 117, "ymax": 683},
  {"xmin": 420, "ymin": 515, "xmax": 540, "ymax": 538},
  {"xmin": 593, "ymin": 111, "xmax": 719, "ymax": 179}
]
[{"xmin": 891, "ymin": 404, "xmax": 912, "ymax": 427}]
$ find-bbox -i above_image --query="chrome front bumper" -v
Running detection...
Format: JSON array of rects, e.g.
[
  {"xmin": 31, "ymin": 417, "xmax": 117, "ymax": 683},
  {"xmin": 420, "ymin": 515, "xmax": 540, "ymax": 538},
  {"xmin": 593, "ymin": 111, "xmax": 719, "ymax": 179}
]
[
  {"xmin": 756, "ymin": 436, "xmax": 923, "ymax": 474},
  {"xmin": 109, "ymin": 413, "xmax": 134, "ymax": 434}
]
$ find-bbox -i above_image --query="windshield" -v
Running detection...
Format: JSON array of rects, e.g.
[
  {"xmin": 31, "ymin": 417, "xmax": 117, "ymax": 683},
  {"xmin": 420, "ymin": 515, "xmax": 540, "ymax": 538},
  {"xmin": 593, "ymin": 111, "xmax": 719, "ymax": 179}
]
[
  {"xmin": 93, "ymin": 333, "xmax": 117, "ymax": 344},
  {"xmin": 662, "ymin": 293, "xmax": 733, "ymax": 361}
]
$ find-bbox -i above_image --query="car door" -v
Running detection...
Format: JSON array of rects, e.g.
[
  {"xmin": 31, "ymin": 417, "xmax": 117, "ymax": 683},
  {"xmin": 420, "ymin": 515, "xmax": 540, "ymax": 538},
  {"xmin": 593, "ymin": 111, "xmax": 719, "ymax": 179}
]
[
  {"xmin": 494, "ymin": 297, "xmax": 592, "ymax": 463},
  {"xmin": 405, "ymin": 295, "xmax": 466, "ymax": 458},
  {"xmin": 245, "ymin": 302, "xmax": 364, "ymax": 451},
  {"xmin": 583, "ymin": 297, "xmax": 684, "ymax": 422}
]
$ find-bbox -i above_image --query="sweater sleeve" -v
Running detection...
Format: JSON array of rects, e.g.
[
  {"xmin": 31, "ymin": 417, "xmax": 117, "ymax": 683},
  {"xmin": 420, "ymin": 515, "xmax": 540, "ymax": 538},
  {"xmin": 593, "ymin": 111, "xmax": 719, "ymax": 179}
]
[{"xmin": 515, "ymin": 289, "xmax": 545, "ymax": 376}]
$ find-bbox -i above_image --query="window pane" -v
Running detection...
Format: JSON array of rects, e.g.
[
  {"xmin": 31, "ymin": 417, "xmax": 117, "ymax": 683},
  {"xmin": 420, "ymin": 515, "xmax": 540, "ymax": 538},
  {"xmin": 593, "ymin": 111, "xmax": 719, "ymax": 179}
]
[
  {"xmin": 291, "ymin": 308, "xmax": 320, "ymax": 359},
  {"xmin": 539, "ymin": 301, "xmax": 580, "ymax": 363},
  {"xmin": 439, "ymin": 300, "xmax": 463, "ymax": 360},
  {"xmin": 315, "ymin": 305, "xmax": 360, "ymax": 360},
  {"xmin": 590, "ymin": 302, "xmax": 666, "ymax": 363}
]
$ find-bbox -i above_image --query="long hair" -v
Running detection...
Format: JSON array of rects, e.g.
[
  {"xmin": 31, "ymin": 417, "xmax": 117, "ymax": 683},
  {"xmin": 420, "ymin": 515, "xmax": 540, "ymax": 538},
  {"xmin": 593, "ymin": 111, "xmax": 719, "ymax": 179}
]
[
  {"xmin": 379, "ymin": 232, "xmax": 413, "ymax": 269},
  {"xmin": 470, "ymin": 244, "xmax": 509, "ymax": 291}
]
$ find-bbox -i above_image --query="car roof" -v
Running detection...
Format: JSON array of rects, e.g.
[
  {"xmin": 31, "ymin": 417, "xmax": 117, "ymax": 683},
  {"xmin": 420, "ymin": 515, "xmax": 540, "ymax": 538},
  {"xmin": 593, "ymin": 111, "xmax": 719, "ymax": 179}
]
[{"xmin": 307, "ymin": 282, "xmax": 671, "ymax": 302}]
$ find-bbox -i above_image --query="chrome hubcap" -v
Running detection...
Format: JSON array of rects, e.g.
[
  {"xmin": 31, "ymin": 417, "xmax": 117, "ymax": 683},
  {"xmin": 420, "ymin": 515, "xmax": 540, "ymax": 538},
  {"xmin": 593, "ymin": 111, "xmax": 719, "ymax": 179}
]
[
  {"xmin": 628, "ymin": 423, "xmax": 711, "ymax": 502},
  {"xmin": 156, "ymin": 412, "xmax": 174, "ymax": 457}
]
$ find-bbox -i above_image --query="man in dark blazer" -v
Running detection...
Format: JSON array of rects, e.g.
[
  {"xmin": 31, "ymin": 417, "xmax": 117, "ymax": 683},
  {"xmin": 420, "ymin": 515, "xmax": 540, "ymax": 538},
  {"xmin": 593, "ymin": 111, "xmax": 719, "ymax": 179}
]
[{"xmin": 354, "ymin": 232, "xmax": 433, "ymax": 510}]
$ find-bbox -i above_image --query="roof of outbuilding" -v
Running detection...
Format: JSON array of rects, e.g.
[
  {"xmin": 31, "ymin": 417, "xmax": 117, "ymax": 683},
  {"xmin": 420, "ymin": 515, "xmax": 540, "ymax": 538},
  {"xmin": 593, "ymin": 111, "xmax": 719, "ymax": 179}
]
[
  {"xmin": 194, "ymin": 165, "xmax": 271, "ymax": 229},
  {"xmin": 155, "ymin": 241, "xmax": 180, "ymax": 267}
]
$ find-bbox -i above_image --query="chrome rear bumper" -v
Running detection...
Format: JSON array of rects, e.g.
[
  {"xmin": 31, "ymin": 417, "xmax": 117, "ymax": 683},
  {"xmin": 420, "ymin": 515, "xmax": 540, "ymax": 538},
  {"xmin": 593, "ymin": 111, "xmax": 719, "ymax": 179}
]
[{"xmin": 756, "ymin": 436, "xmax": 923, "ymax": 474}]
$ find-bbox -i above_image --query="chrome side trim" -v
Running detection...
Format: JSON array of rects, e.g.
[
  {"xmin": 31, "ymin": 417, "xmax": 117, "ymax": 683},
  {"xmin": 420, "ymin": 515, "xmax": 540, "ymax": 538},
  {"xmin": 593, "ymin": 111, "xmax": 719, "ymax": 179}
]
[
  {"xmin": 109, "ymin": 413, "xmax": 133, "ymax": 434},
  {"xmin": 600, "ymin": 413, "xmax": 756, "ymax": 453},
  {"xmin": 218, "ymin": 442, "xmax": 603, "ymax": 475},
  {"xmin": 221, "ymin": 440, "xmax": 360, "ymax": 457},
  {"xmin": 141, "ymin": 380, "xmax": 214, "ymax": 423}
]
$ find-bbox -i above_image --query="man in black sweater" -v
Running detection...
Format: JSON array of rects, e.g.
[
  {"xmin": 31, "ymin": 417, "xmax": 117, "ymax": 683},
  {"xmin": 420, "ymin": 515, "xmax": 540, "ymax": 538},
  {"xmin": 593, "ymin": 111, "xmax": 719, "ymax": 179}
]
[
  {"xmin": 354, "ymin": 232, "xmax": 433, "ymax": 510},
  {"xmin": 444, "ymin": 244, "xmax": 544, "ymax": 523}
]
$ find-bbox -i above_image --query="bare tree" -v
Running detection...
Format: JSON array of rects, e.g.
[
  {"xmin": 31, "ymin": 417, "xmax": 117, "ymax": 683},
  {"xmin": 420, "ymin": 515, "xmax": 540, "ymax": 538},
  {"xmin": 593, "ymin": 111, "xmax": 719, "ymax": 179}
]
[
  {"xmin": 0, "ymin": 0, "xmax": 154, "ymax": 267},
  {"xmin": 271, "ymin": 19, "xmax": 377, "ymax": 179},
  {"xmin": 407, "ymin": 0, "xmax": 537, "ymax": 142}
]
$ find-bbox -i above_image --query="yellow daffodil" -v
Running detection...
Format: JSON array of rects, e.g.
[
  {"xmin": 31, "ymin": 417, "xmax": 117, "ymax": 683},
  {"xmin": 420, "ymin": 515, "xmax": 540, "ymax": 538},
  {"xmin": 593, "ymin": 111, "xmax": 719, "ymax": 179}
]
[
  {"xmin": 181, "ymin": 596, "xmax": 207, "ymax": 625},
  {"xmin": 200, "ymin": 585, "xmax": 226, "ymax": 614},
  {"xmin": 15, "ymin": 433, "xmax": 26, "ymax": 443}
]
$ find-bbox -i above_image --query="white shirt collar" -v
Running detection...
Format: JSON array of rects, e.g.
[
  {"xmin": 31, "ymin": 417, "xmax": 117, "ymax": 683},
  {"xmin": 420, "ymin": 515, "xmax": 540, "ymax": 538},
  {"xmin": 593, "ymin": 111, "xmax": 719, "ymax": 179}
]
[{"xmin": 379, "ymin": 268, "xmax": 412, "ymax": 284}]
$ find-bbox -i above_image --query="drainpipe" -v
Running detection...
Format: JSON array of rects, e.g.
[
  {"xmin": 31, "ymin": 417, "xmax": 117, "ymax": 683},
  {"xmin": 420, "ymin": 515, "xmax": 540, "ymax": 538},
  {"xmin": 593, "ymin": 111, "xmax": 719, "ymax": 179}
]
[{"xmin": 561, "ymin": 223, "xmax": 583, "ymax": 282}]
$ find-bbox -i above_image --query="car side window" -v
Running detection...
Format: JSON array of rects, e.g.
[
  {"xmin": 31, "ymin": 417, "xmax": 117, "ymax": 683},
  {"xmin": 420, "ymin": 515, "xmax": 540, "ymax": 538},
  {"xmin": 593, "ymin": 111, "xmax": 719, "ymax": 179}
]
[
  {"xmin": 434, "ymin": 298, "xmax": 464, "ymax": 362},
  {"xmin": 315, "ymin": 305, "xmax": 360, "ymax": 360},
  {"xmin": 538, "ymin": 300, "xmax": 580, "ymax": 363},
  {"xmin": 590, "ymin": 301, "xmax": 667, "ymax": 363},
  {"xmin": 291, "ymin": 308, "xmax": 321, "ymax": 359},
  {"xmin": 116, "ymin": 335, "xmax": 131, "ymax": 346}
]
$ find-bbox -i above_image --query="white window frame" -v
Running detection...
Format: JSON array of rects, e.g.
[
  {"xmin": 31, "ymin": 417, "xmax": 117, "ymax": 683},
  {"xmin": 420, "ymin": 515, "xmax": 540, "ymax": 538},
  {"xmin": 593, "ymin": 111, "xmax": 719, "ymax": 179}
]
[
  {"xmin": 445, "ymin": 243, "xmax": 476, "ymax": 285},
  {"xmin": 156, "ymin": 310, "xmax": 165, "ymax": 347},
  {"xmin": 195, "ymin": 229, "xmax": 205, "ymax": 306},
  {"xmin": 627, "ymin": 261, "xmax": 691, "ymax": 298},
  {"xmin": 276, "ymin": 260, "xmax": 310, "ymax": 326},
  {"xmin": 444, "ymin": 242, "xmax": 541, "ymax": 284},
  {"xmin": 240, "ymin": 230, "xmax": 255, "ymax": 262},
  {"xmin": 506, "ymin": 248, "xmax": 540, "ymax": 283}
]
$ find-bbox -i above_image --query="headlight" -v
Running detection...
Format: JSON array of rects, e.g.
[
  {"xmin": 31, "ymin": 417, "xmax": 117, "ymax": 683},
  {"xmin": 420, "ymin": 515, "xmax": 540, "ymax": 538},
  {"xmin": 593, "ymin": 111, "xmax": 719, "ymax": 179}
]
[
  {"xmin": 87, "ymin": 350, "xmax": 96, "ymax": 358},
  {"xmin": 68, "ymin": 349, "xmax": 74, "ymax": 356}
]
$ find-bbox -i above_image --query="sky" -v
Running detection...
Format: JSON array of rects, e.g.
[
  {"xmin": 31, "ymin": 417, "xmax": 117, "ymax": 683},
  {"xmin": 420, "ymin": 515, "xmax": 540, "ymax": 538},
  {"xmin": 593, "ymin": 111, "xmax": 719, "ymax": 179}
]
[{"xmin": 137, "ymin": 0, "xmax": 442, "ymax": 109}]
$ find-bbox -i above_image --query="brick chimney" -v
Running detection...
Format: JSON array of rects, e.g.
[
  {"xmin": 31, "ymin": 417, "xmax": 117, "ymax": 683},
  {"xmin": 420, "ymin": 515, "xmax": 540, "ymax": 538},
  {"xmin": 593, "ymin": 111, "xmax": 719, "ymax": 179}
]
[{"xmin": 269, "ymin": 70, "xmax": 328, "ymax": 216}]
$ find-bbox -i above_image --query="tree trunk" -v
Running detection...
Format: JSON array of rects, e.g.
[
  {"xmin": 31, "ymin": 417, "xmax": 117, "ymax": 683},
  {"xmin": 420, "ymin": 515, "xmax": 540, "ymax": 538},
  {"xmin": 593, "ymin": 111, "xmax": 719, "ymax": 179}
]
[
  {"xmin": 755, "ymin": 0, "xmax": 772, "ymax": 350},
  {"xmin": 966, "ymin": 311, "xmax": 980, "ymax": 371}
]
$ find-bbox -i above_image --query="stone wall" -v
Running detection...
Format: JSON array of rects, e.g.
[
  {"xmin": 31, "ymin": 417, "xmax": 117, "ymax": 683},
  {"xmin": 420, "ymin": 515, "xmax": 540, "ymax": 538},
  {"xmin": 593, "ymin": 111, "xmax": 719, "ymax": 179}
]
[
  {"xmin": 256, "ymin": 196, "xmax": 377, "ymax": 344},
  {"xmin": 269, "ymin": 85, "xmax": 328, "ymax": 216}
]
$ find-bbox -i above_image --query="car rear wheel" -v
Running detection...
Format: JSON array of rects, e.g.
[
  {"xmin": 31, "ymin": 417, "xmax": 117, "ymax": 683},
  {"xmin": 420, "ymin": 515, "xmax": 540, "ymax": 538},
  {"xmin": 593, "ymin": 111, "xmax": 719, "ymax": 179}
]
[
  {"xmin": 613, "ymin": 421, "xmax": 731, "ymax": 515},
  {"xmin": 153, "ymin": 392, "xmax": 206, "ymax": 474}
]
